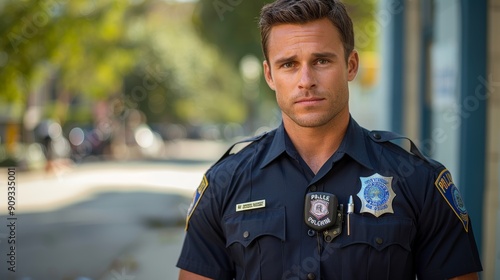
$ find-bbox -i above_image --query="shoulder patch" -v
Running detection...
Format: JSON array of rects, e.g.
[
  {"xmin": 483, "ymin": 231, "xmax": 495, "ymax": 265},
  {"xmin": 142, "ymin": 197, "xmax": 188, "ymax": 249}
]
[
  {"xmin": 185, "ymin": 175, "xmax": 209, "ymax": 231},
  {"xmin": 434, "ymin": 169, "xmax": 469, "ymax": 232}
]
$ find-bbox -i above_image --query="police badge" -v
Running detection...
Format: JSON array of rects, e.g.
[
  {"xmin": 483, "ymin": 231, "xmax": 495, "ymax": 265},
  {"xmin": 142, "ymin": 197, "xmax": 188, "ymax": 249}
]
[{"xmin": 357, "ymin": 173, "xmax": 396, "ymax": 217}]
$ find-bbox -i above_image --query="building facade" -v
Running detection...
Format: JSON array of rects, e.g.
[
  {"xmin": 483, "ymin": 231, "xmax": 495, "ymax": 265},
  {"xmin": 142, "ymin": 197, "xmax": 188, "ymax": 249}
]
[{"xmin": 373, "ymin": 0, "xmax": 499, "ymax": 278}]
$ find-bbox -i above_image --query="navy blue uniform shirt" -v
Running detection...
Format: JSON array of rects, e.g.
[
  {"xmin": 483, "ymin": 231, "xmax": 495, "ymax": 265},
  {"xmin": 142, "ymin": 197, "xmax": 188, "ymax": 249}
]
[{"xmin": 177, "ymin": 117, "xmax": 482, "ymax": 279}]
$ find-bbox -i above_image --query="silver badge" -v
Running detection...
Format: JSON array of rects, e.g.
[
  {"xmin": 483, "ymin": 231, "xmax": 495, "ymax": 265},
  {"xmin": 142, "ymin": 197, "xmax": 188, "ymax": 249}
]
[{"xmin": 357, "ymin": 173, "xmax": 395, "ymax": 217}]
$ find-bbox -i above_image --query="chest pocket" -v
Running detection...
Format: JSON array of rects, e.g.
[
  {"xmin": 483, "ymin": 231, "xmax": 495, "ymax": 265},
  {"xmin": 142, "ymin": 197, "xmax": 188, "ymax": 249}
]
[
  {"xmin": 342, "ymin": 214, "xmax": 413, "ymax": 250},
  {"xmin": 331, "ymin": 214, "xmax": 415, "ymax": 279},
  {"xmin": 223, "ymin": 207, "xmax": 285, "ymax": 279}
]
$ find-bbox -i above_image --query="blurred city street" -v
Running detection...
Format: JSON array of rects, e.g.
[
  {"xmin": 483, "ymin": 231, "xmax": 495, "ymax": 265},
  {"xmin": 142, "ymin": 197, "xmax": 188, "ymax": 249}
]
[{"xmin": 0, "ymin": 140, "xmax": 229, "ymax": 280}]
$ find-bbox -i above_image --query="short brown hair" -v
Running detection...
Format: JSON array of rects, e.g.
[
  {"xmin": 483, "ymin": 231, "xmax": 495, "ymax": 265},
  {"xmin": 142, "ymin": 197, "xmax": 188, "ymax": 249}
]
[{"xmin": 259, "ymin": 0, "xmax": 354, "ymax": 63}]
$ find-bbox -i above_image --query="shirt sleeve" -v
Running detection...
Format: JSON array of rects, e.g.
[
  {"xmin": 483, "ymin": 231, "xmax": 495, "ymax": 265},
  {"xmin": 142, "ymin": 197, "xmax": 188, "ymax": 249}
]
[
  {"xmin": 176, "ymin": 171, "xmax": 235, "ymax": 279},
  {"xmin": 414, "ymin": 166, "xmax": 482, "ymax": 279}
]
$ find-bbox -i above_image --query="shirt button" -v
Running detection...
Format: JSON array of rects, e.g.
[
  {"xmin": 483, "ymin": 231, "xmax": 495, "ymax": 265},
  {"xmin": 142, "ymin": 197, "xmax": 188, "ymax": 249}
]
[
  {"xmin": 310, "ymin": 185, "xmax": 317, "ymax": 192},
  {"xmin": 373, "ymin": 132, "xmax": 381, "ymax": 140},
  {"xmin": 375, "ymin": 237, "xmax": 383, "ymax": 245},
  {"xmin": 243, "ymin": 231, "xmax": 249, "ymax": 238},
  {"xmin": 307, "ymin": 272, "xmax": 316, "ymax": 279},
  {"xmin": 307, "ymin": 229, "xmax": 315, "ymax": 237}
]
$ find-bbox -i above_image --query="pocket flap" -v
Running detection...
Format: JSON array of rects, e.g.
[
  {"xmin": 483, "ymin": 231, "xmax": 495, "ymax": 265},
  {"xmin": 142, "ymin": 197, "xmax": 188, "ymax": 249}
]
[
  {"xmin": 224, "ymin": 207, "xmax": 286, "ymax": 248},
  {"xmin": 342, "ymin": 214, "xmax": 414, "ymax": 251}
]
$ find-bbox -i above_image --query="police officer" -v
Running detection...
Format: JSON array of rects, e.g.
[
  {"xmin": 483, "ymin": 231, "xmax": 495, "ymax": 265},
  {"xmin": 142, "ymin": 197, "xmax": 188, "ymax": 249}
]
[{"xmin": 177, "ymin": 0, "xmax": 483, "ymax": 279}]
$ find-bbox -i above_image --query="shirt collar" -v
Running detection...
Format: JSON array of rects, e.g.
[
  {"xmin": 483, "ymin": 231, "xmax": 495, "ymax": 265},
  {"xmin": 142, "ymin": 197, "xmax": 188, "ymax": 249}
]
[
  {"xmin": 260, "ymin": 124, "xmax": 287, "ymax": 169},
  {"xmin": 259, "ymin": 116, "xmax": 374, "ymax": 170},
  {"xmin": 338, "ymin": 117, "xmax": 374, "ymax": 170}
]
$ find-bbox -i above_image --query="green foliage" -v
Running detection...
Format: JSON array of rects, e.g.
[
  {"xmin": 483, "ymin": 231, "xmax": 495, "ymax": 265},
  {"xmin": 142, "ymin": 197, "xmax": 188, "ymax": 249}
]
[
  {"xmin": 122, "ymin": 1, "xmax": 246, "ymax": 124},
  {"xmin": 344, "ymin": 0, "xmax": 379, "ymax": 52},
  {"xmin": 0, "ymin": 0, "xmax": 248, "ymax": 126},
  {"xmin": 0, "ymin": 0, "xmax": 140, "ymax": 104},
  {"xmin": 193, "ymin": 0, "xmax": 267, "ymax": 65}
]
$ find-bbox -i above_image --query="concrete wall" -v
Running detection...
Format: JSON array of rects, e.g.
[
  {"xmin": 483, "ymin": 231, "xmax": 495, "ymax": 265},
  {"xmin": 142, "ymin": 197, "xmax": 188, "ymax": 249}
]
[{"xmin": 403, "ymin": 0, "xmax": 420, "ymax": 141}]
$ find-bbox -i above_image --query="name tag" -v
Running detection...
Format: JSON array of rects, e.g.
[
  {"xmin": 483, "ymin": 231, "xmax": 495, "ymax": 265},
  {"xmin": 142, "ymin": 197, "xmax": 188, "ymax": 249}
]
[{"xmin": 236, "ymin": 199, "xmax": 266, "ymax": 212}]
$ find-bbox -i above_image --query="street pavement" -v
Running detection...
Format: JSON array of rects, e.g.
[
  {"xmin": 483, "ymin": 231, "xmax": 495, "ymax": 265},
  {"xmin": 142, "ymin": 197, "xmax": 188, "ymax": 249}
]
[{"xmin": 0, "ymin": 140, "xmax": 229, "ymax": 280}]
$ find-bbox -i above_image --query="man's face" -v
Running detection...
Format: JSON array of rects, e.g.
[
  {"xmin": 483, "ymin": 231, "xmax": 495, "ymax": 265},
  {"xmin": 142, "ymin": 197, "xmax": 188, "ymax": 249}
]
[{"xmin": 263, "ymin": 18, "xmax": 358, "ymax": 129}]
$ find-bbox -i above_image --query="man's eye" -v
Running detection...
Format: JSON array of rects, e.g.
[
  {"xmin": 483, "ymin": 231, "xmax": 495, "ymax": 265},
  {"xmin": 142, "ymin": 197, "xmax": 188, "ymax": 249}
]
[
  {"xmin": 317, "ymin": 59, "xmax": 329, "ymax": 65},
  {"xmin": 282, "ymin": 62, "xmax": 294, "ymax": 68}
]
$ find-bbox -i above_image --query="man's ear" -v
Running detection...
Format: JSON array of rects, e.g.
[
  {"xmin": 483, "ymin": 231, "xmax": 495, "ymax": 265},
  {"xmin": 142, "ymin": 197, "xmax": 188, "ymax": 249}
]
[
  {"xmin": 347, "ymin": 50, "xmax": 359, "ymax": 81},
  {"xmin": 263, "ymin": 60, "xmax": 276, "ymax": 91}
]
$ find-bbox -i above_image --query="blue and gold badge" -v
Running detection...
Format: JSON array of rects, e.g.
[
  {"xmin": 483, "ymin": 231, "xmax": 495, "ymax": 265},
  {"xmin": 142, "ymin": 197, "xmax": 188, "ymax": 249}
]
[
  {"xmin": 435, "ymin": 169, "xmax": 469, "ymax": 232},
  {"xmin": 185, "ymin": 175, "xmax": 208, "ymax": 230},
  {"xmin": 357, "ymin": 173, "xmax": 396, "ymax": 217}
]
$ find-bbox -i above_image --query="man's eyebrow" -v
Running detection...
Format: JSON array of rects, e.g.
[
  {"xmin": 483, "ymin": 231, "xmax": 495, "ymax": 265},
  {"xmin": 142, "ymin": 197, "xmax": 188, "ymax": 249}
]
[
  {"xmin": 312, "ymin": 52, "xmax": 338, "ymax": 59},
  {"xmin": 273, "ymin": 55, "xmax": 297, "ymax": 66},
  {"xmin": 272, "ymin": 52, "xmax": 339, "ymax": 65}
]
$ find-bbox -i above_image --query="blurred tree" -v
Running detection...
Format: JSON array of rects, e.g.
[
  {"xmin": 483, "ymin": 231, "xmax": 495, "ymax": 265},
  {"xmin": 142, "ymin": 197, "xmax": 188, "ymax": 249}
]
[
  {"xmin": 0, "ymin": 0, "xmax": 146, "ymax": 123},
  {"xmin": 193, "ymin": 0, "xmax": 265, "ymax": 66},
  {"xmin": 122, "ymin": 1, "xmax": 246, "ymax": 125},
  {"xmin": 0, "ymin": 0, "xmax": 247, "ymax": 128}
]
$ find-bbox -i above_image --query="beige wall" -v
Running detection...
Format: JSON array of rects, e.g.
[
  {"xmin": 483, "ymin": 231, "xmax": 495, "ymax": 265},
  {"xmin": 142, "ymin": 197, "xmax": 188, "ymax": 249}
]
[
  {"xmin": 403, "ymin": 0, "xmax": 420, "ymax": 140},
  {"xmin": 484, "ymin": 0, "xmax": 500, "ymax": 279}
]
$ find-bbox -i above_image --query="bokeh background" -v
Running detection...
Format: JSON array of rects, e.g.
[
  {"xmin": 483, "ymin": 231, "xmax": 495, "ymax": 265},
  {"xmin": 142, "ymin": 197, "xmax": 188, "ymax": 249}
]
[
  {"xmin": 0, "ymin": 0, "xmax": 378, "ymax": 168},
  {"xmin": 0, "ymin": 0, "xmax": 498, "ymax": 279}
]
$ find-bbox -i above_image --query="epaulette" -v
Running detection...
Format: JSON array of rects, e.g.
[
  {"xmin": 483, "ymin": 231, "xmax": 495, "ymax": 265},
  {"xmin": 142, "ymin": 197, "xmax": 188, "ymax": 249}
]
[
  {"xmin": 368, "ymin": 130, "xmax": 429, "ymax": 163},
  {"xmin": 212, "ymin": 131, "xmax": 268, "ymax": 166}
]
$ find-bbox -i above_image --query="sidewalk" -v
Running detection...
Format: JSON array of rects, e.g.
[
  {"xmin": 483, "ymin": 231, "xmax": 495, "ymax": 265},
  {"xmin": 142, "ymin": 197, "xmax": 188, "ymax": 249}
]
[
  {"xmin": 0, "ymin": 140, "xmax": 229, "ymax": 279},
  {"xmin": 0, "ymin": 161, "xmax": 210, "ymax": 279},
  {"xmin": 1, "ymin": 139, "xmax": 230, "ymax": 214},
  {"xmin": 2, "ymin": 160, "xmax": 208, "ymax": 214}
]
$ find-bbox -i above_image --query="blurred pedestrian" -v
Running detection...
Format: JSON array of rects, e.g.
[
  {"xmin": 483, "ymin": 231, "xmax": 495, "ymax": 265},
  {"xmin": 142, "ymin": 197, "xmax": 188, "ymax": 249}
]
[
  {"xmin": 35, "ymin": 119, "xmax": 56, "ymax": 172},
  {"xmin": 35, "ymin": 119, "xmax": 72, "ymax": 174}
]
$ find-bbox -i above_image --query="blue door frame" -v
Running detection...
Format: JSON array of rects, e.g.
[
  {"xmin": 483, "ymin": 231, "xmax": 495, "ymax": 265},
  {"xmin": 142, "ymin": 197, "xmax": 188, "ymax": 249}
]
[{"xmin": 458, "ymin": 0, "xmax": 487, "ymax": 253}]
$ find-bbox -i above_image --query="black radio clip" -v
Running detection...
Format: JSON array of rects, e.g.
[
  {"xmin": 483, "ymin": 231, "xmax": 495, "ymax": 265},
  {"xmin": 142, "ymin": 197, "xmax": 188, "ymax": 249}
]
[{"xmin": 304, "ymin": 192, "xmax": 343, "ymax": 242}]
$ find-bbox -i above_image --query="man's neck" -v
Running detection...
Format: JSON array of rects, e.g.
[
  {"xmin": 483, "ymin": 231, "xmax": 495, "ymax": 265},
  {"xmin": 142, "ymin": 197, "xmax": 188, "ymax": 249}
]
[{"xmin": 284, "ymin": 113, "xmax": 350, "ymax": 174}]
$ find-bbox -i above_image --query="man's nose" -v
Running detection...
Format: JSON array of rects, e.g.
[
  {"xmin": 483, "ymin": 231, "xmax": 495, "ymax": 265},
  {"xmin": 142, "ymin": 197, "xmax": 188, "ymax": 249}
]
[{"xmin": 298, "ymin": 65, "xmax": 316, "ymax": 90}]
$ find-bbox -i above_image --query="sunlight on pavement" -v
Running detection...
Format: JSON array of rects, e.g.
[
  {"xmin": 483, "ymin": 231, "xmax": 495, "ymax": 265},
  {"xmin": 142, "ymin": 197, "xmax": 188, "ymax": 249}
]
[{"xmin": 1, "ymin": 161, "xmax": 210, "ymax": 214}]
